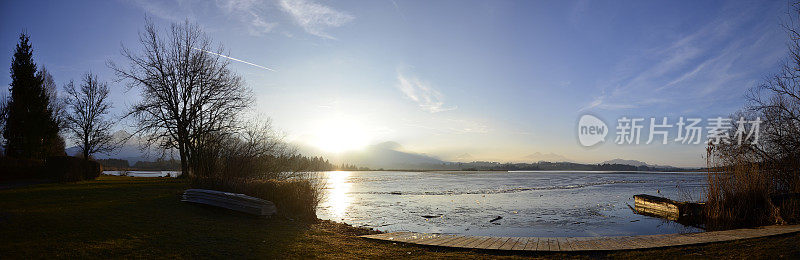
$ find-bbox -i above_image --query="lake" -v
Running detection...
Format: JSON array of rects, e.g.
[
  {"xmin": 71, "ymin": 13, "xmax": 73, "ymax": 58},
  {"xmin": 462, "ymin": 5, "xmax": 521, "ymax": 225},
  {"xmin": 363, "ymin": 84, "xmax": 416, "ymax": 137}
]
[{"xmin": 316, "ymin": 170, "xmax": 707, "ymax": 237}]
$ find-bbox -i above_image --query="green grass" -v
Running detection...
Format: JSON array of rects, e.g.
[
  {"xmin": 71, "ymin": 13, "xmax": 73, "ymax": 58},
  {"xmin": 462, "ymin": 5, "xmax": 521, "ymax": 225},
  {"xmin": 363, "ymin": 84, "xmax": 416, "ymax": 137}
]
[{"xmin": 0, "ymin": 176, "xmax": 798, "ymax": 259}]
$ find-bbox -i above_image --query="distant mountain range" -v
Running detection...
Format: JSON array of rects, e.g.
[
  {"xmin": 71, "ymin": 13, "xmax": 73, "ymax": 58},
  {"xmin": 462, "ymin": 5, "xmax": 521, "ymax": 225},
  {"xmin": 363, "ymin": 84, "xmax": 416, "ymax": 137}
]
[
  {"xmin": 297, "ymin": 141, "xmax": 686, "ymax": 171},
  {"xmin": 601, "ymin": 158, "xmax": 679, "ymax": 169},
  {"xmin": 602, "ymin": 158, "xmax": 649, "ymax": 167},
  {"xmin": 522, "ymin": 152, "xmax": 572, "ymax": 163}
]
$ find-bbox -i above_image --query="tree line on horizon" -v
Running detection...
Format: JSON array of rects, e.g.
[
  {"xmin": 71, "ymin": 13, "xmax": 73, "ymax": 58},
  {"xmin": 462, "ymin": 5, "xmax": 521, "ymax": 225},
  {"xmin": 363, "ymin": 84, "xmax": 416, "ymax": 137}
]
[{"xmin": 97, "ymin": 155, "xmax": 346, "ymax": 172}]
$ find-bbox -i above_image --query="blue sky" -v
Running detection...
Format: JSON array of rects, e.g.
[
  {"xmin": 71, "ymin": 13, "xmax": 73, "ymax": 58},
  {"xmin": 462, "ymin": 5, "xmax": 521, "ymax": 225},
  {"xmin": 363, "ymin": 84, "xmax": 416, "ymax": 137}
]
[{"xmin": 0, "ymin": 0, "xmax": 790, "ymax": 167}]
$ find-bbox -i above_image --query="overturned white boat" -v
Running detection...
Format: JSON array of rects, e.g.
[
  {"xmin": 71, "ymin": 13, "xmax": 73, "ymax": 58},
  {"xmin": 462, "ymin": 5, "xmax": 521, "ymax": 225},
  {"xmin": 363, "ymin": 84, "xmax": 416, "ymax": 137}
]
[{"xmin": 181, "ymin": 189, "xmax": 277, "ymax": 216}]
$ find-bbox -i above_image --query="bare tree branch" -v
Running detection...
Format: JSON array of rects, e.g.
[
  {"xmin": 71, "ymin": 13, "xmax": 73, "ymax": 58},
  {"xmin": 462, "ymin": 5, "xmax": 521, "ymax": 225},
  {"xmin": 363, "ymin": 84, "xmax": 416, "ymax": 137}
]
[
  {"xmin": 109, "ymin": 18, "xmax": 253, "ymax": 177},
  {"xmin": 64, "ymin": 72, "xmax": 118, "ymax": 160}
]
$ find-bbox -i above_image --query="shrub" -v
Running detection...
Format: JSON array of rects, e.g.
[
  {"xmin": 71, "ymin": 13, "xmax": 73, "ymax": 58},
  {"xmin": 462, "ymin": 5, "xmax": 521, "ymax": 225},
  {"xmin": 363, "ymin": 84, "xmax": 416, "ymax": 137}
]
[
  {"xmin": 705, "ymin": 143, "xmax": 799, "ymax": 230},
  {"xmin": 0, "ymin": 156, "xmax": 44, "ymax": 181},
  {"xmin": 181, "ymin": 120, "xmax": 327, "ymax": 220},
  {"xmin": 83, "ymin": 159, "xmax": 103, "ymax": 180},
  {"xmin": 42, "ymin": 156, "xmax": 103, "ymax": 182},
  {"xmin": 0, "ymin": 156, "xmax": 102, "ymax": 182},
  {"xmin": 189, "ymin": 174, "xmax": 324, "ymax": 221}
]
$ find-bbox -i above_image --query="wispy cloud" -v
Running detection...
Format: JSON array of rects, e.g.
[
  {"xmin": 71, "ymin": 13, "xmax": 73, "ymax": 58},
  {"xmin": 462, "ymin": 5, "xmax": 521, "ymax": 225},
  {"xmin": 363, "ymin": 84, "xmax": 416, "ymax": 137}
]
[
  {"xmin": 580, "ymin": 93, "xmax": 635, "ymax": 112},
  {"xmin": 396, "ymin": 70, "xmax": 456, "ymax": 113},
  {"xmin": 128, "ymin": 0, "xmax": 201, "ymax": 22},
  {"xmin": 582, "ymin": 2, "xmax": 783, "ymax": 113},
  {"xmin": 389, "ymin": 0, "xmax": 406, "ymax": 21},
  {"xmin": 403, "ymin": 118, "xmax": 489, "ymax": 135},
  {"xmin": 193, "ymin": 47, "xmax": 276, "ymax": 71},
  {"xmin": 278, "ymin": 0, "xmax": 354, "ymax": 39},
  {"xmin": 127, "ymin": 0, "xmax": 275, "ymax": 35},
  {"xmin": 129, "ymin": 0, "xmax": 354, "ymax": 39},
  {"xmin": 215, "ymin": 0, "xmax": 278, "ymax": 35}
]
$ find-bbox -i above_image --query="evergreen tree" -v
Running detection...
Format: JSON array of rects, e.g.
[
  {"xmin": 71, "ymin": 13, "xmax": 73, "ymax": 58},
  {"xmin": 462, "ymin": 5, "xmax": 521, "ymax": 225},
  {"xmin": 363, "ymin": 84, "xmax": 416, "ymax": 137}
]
[{"xmin": 3, "ymin": 33, "xmax": 64, "ymax": 158}]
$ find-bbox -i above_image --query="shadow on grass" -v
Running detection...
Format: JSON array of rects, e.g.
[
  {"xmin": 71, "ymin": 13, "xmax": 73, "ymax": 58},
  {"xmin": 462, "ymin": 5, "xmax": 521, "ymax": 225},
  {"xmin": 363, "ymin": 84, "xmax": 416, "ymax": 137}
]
[{"xmin": 0, "ymin": 176, "xmax": 311, "ymax": 258}]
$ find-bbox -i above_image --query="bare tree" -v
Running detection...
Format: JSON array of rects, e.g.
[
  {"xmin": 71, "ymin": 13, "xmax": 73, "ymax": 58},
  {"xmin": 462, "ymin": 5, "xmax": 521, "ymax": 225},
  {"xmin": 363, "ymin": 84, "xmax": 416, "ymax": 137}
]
[
  {"xmin": 743, "ymin": 3, "xmax": 800, "ymax": 184},
  {"xmin": 704, "ymin": 3, "xmax": 800, "ymax": 228},
  {"xmin": 0, "ymin": 92, "xmax": 7, "ymax": 147},
  {"xmin": 109, "ymin": 18, "xmax": 253, "ymax": 177},
  {"xmin": 192, "ymin": 118, "xmax": 299, "ymax": 179},
  {"xmin": 64, "ymin": 72, "xmax": 117, "ymax": 160},
  {"xmin": 38, "ymin": 66, "xmax": 67, "ymax": 130}
]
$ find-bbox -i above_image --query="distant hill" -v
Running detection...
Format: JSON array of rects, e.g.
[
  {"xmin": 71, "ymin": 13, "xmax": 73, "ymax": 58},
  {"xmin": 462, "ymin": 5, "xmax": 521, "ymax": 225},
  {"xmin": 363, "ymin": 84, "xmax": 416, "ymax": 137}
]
[
  {"xmin": 522, "ymin": 152, "xmax": 572, "ymax": 163},
  {"xmin": 299, "ymin": 141, "xmax": 446, "ymax": 170},
  {"xmin": 454, "ymin": 161, "xmax": 689, "ymax": 171},
  {"xmin": 602, "ymin": 158, "xmax": 648, "ymax": 167},
  {"xmin": 601, "ymin": 158, "xmax": 679, "ymax": 169},
  {"xmin": 294, "ymin": 141, "xmax": 693, "ymax": 171}
]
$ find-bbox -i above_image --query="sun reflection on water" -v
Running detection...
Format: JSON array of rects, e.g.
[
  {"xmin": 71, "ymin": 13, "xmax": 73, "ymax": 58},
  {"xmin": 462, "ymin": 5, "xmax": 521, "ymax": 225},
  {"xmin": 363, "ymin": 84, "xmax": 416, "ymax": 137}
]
[{"xmin": 324, "ymin": 171, "xmax": 352, "ymax": 220}]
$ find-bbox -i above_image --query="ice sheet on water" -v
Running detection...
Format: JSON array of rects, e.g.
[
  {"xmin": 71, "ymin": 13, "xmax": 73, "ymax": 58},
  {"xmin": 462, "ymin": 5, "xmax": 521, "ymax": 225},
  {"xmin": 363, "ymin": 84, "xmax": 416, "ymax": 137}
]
[
  {"xmin": 316, "ymin": 170, "xmax": 705, "ymax": 237},
  {"xmin": 350, "ymin": 180, "xmax": 650, "ymax": 195}
]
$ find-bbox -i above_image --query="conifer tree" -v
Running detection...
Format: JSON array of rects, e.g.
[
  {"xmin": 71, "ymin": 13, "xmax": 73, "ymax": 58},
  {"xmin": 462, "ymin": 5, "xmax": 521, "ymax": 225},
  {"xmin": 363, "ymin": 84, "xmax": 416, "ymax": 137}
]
[{"xmin": 3, "ymin": 33, "xmax": 64, "ymax": 158}]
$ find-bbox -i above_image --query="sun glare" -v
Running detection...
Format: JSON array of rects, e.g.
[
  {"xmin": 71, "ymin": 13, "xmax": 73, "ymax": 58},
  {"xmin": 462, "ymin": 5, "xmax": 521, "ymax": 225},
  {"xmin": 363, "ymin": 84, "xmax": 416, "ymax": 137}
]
[
  {"xmin": 312, "ymin": 118, "xmax": 370, "ymax": 153},
  {"xmin": 324, "ymin": 171, "xmax": 352, "ymax": 220}
]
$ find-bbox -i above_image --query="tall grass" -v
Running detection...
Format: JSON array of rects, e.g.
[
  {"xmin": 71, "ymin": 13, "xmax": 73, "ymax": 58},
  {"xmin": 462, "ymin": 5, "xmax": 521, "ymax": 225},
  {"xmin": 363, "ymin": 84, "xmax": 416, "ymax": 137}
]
[
  {"xmin": 190, "ymin": 173, "xmax": 324, "ymax": 221},
  {"xmin": 705, "ymin": 143, "xmax": 799, "ymax": 230},
  {"xmin": 186, "ymin": 120, "xmax": 327, "ymax": 221}
]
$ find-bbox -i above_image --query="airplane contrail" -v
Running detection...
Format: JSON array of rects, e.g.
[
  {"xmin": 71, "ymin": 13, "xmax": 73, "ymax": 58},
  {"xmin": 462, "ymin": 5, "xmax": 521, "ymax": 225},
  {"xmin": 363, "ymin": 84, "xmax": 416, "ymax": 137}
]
[{"xmin": 192, "ymin": 47, "xmax": 276, "ymax": 72}]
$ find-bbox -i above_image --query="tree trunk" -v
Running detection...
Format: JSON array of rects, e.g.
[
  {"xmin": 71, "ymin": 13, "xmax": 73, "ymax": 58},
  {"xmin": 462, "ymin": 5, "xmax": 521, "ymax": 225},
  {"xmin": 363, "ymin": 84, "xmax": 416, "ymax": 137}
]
[
  {"xmin": 178, "ymin": 142, "xmax": 189, "ymax": 179},
  {"xmin": 83, "ymin": 134, "xmax": 90, "ymax": 160}
]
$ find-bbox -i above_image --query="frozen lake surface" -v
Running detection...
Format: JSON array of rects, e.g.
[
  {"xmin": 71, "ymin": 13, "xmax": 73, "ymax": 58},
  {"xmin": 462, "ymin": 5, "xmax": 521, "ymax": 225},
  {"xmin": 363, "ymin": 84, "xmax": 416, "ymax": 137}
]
[{"xmin": 316, "ymin": 171, "xmax": 706, "ymax": 237}]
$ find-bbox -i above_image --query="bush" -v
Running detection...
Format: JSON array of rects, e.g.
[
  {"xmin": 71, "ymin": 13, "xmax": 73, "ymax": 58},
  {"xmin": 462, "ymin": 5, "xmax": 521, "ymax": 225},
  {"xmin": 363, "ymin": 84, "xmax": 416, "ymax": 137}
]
[
  {"xmin": 0, "ymin": 156, "xmax": 45, "ymax": 181},
  {"xmin": 705, "ymin": 162, "xmax": 782, "ymax": 230},
  {"xmin": 83, "ymin": 158, "xmax": 103, "ymax": 180},
  {"xmin": 183, "ymin": 120, "xmax": 326, "ymax": 220},
  {"xmin": 705, "ymin": 143, "xmax": 799, "ymax": 230},
  {"xmin": 42, "ymin": 156, "xmax": 103, "ymax": 182},
  {"xmin": 43, "ymin": 156, "xmax": 77, "ymax": 181},
  {"xmin": 190, "ymin": 174, "xmax": 324, "ymax": 221},
  {"xmin": 0, "ymin": 156, "xmax": 102, "ymax": 182}
]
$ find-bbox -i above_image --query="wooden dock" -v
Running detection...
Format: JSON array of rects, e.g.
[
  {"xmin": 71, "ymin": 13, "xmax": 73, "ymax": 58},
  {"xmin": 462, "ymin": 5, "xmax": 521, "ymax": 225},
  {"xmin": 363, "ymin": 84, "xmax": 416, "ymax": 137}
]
[{"xmin": 360, "ymin": 224, "xmax": 800, "ymax": 252}]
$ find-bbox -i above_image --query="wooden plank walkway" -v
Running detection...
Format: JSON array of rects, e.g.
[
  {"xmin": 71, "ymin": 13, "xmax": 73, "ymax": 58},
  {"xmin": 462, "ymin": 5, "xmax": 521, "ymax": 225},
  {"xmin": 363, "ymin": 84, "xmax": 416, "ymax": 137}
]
[{"xmin": 360, "ymin": 224, "xmax": 800, "ymax": 252}]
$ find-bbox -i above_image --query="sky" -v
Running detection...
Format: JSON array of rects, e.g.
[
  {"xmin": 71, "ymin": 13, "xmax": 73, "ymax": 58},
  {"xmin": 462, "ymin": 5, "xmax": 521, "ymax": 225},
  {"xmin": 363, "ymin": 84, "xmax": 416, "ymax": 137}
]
[{"xmin": 0, "ymin": 0, "xmax": 791, "ymax": 167}]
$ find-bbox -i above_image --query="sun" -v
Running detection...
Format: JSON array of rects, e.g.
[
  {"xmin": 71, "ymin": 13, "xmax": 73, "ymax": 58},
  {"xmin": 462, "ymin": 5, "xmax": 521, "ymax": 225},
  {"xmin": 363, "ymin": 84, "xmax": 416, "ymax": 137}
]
[{"xmin": 311, "ymin": 118, "xmax": 370, "ymax": 153}]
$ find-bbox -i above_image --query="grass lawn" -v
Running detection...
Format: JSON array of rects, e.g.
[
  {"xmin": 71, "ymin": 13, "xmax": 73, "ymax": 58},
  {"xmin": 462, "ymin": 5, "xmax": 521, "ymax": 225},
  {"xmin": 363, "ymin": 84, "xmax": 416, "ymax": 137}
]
[{"xmin": 0, "ymin": 176, "xmax": 798, "ymax": 259}]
